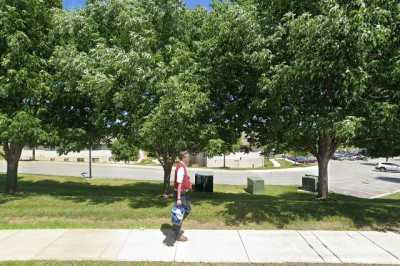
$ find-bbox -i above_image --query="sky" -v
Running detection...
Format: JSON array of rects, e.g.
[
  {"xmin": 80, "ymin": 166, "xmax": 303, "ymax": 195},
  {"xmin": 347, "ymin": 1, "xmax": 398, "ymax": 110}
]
[{"xmin": 63, "ymin": 0, "xmax": 211, "ymax": 10}]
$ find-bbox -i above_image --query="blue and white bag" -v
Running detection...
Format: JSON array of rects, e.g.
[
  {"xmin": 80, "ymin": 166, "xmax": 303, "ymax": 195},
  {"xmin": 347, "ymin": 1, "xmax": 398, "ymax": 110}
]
[{"xmin": 171, "ymin": 204, "xmax": 186, "ymax": 225}]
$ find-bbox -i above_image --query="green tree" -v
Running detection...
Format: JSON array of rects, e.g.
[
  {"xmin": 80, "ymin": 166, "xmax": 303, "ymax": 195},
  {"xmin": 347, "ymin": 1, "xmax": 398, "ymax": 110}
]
[
  {"xmin": 355, "ymin": 0, "xmax": 400, "ymax": 162},
  {"xmin": 0, "ymin": 0, "xmax": 57, "ymax": 193},
  {"xmin": 49, "ymin": 0, "xmax": 154, "ymax": 177},
  {"xmin": 50, "ymin": 45, "xmax": 112, "ymax": 178},
  {"xmin": 48, "ymin": 0, "xmax": 62, "ymax": 8},
  {"xmin": 250, "ymin": 1, "xmax": 382, "ymax": 199},
  {"xmin": 51, "ymin": 0, "xmax": 206, "ymax": 191},
  {"xmin": 237, "ymin": 0, "xmax": 321, "ymax": 35},
  {"xmin": 110, "ymin": 139, "xmax": 139, "ymax": 162},
  {"xmin": 205, "ymin": 139, "xmax": 226, "ymax": 158},
  {"xmin": 205, "ymin": 138, "xmax": 243, "ymax": 168},
  {"xmin": 199, "ymin": 1, "xmax": 268, "ymax": 156},
  {"xmin": 139, "ymin": 77, "xmax": 210, "ymax": 193},
  {"xmin": 111, "ymin": 1, "xmax": 214, "ymax": 194},
  {"xmin": 205, "ymin": 139, "xmax": 229, "ymax": 168},
  {"xmin": 356, "ymin": 104, "xmax": 400, "ymax": 161}
]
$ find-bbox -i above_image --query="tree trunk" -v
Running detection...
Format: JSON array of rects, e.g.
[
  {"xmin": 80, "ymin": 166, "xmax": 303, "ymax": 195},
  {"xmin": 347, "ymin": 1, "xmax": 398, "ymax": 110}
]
[
  {"xmin": 32, "ymin": 147, "xmax": 36, "ymax": 161},
  {"xmin": 3, "ymin": 143, "xmax": 23, "ymax": 194},
  {"xmin": 162, "ymin": 161, "xmax": 173, "ymax": 195},
  {"xmin": 223, "ymin": 154, "xmax": 226, "ymax": 168},
  {"xmin": 88, "ymin": 145, "xmax": 92, "ymax": 178},
  {"xmin": 316, "ymin": 134, "xmax": 336, "ymax": 199},
  {"xmin": 317, "ymin": 153, "xmax": 330, "ymax": 199}
]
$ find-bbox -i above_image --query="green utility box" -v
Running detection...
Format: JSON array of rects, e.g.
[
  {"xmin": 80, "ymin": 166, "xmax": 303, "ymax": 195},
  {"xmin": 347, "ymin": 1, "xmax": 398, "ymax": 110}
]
[
  {"xmin": 302, "ymin": 174, "xmax": 318, "ymax": 192},
  {"xmin": 247, "ymin": 177, "xmax": 264, "ymax": 195}
]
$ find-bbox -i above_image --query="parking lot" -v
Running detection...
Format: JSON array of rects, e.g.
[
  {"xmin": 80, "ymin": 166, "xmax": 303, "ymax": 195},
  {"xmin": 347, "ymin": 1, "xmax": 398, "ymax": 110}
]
[{"xmin": 328, "ymin": 158, "xmax": 400, "ymax": 198}]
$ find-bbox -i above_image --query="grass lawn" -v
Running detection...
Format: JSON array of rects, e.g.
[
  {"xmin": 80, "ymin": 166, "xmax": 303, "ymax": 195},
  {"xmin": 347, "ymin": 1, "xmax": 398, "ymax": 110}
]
[
  {"xmin": 263, "ymin": 158, "xmax": 315, "ymax": 170},
  {"xmin": 205, "ymin": 158, "xmax": 314, "ymax": 170},
  {"xmin": 134, "ymin": 158, "xmax": 159, "ymax": 166},
  {"xmin": 0, "ymin": 174, "xmax": 399, "ymax": 231},
  {"xmin": 385, "ymin": 192, "xmax": 400, "ymax": 200},
  {"xmin": 276, "ymin": 159, "xmax": 316, "ymax": 168},
  {"xmin": 264, "ymin": 159, "xmax": 274, "ymax": 168}
]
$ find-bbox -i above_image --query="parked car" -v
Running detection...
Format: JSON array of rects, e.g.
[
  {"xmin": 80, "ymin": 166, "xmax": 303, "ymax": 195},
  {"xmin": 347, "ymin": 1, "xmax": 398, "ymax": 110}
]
[
  {"xmin": 349, "ymin": 154, "xmax": 367, "ymax": 161},
  {"xmin": 333, "ymin": 152, "xmax": 353, "ymax": 160},
  {"xmin": 288, "ymin": 156, "xmax": 317, "ymax": 164},
  {"xmin": 333, "ymin": 152, "xmax": 367, "ymax": 161},
  {"xmin": 333, "ymin": 152, "xmax": 347, "ymax": 160},
  {"xmin": 375, "ymin": 162, "xmax": 400, "ymax": 172}
]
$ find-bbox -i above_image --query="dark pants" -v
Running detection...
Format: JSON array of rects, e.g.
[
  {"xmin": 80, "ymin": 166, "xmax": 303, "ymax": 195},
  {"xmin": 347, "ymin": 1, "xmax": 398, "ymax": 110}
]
[{"xmin": 172, "ymin": 193, "xmax": 191, "ymax": 237}]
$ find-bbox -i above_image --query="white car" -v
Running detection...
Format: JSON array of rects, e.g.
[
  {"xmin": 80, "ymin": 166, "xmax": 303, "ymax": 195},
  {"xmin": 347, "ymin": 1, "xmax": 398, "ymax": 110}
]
[{"xmin": 375, "ymin": 162, "xmax": 400, "ymax": 172}]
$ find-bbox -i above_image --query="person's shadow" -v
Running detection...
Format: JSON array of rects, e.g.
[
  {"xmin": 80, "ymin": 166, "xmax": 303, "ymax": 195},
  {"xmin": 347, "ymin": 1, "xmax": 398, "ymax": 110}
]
[{"xmin": 160, "ymin": 224, "xmax": 176, "ymax": 246}]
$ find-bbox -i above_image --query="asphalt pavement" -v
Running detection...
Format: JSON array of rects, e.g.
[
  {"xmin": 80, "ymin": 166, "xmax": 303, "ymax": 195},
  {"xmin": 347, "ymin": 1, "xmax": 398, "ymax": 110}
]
[
  {"xmin": 1, "ymin": 158, "xmax": 400, "ymax": 198},
  {"xmin": 1, "ymin": 160, "xmax": 317, "ymax": 186}
]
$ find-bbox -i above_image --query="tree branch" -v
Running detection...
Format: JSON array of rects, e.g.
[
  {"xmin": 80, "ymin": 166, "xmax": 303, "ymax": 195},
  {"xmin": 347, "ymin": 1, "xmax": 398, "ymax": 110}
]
[
  {"xmin": 329, "ymin": 137, "xmax": 339, "ymax": 157},
  {"xmin": 0, "ymin": 143, "xmax": 5, "ymax": 158},
  {"xmin": 3, "ymin": 142, "xmax": 10, "ymax": 160}
]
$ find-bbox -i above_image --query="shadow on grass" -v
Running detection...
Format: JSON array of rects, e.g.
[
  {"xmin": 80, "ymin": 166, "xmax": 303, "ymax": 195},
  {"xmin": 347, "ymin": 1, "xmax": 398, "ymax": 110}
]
[
  {"xmin": 192, "ymin": 191, "xmax": 400, "ymax": 230},
  {"xmin": 0, "ymin": 174, "xmax": 169, "ymax": 208},
  {"xmin": 0, "ymin": 174, "xmax": 399, "ymax": 230}
]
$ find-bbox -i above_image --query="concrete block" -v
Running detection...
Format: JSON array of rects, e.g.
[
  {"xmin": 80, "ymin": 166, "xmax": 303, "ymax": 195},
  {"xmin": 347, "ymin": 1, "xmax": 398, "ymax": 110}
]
[
  {"xmin": 35, "ymin": 229, "xmax": 117, "ymax": 260},
  {"xmin": 175, "ymin": 230, "xmax": 249, "ymax": 263},
  {"xmin": 100, "ymin": 230, "xmax": 131, "ymax": 260},
  {"xmin": 0, "ymin": 230, "xmax": 18, "ymax": 241},
  {"xmin": 0, "ymin": 229, "xmax": 65, "ymax": 260},
  {"xmin": 360, "ymin": 231, "xmax": 400, "ymax": 261},
  {"xmin": 315, "ymin": 231, "xmax": 399, "ymax": 264},
  {"xmin": 239, "ymin": 230, "xmax": 323, "ymax": 263},
  {"xmin": 299, "ymin": 231, "xmax": 340, "ymax": 263},
  {"xmin": 118, "ymin": 230, "xmax": 175, "ymax": 262}
]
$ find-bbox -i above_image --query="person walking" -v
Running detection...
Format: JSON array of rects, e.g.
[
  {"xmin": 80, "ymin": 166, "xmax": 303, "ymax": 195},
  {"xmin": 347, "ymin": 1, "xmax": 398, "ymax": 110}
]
[{"xmin": 172, "ymin": 150, "xmax": 192, "ymax": 242}]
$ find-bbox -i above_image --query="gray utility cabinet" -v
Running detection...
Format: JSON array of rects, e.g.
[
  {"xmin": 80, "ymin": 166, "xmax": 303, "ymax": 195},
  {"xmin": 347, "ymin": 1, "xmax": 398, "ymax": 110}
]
[
  {"xmin": 302, "ymin": 174, "xmax": 318, "ymax": 192},
  {"xmin": 247, "ymin": 177, "xmax": 264, "ymax": 195}
]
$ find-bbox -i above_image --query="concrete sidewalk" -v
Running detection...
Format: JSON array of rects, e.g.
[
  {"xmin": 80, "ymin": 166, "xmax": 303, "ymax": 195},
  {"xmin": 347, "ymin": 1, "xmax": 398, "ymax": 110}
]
[{"xmin": 0, "ymin": 229, "xmax": 399, "ymax": 264}]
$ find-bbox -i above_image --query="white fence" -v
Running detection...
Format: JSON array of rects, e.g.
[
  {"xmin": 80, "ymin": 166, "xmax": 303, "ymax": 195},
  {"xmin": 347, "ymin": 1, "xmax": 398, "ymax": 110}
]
[
  {"xmin": 21, "ymin": 149, "xmax": 113, "ymax": 163},
  {"xmin": 207, "ymin": 152, "xmax": 265, "ymax": 169}
]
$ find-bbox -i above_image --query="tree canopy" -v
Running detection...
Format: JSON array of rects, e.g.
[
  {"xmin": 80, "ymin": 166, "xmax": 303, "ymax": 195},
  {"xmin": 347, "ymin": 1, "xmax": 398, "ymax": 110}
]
[
  {"xmin": 0, "ymin": 0, "xmax": 58, "ymax": 193},
  {"xmin": 199, "ymin": 1, "xmax": 269, "ymax": 151},
  {"xmin": 247, "ymin": 0, "xmax": 389, "ymax": 198},
  {"xmin": 1, "ymin": 0, "xmax": 399, "ymax": 199},
  {"xmin": 133, "ymin": 1, "xmax": 213, "ymax": 193},
  {"xmin": 48, "ymin": 0, "xmax": 156, "ymax": 177},
  {"xmin": 355, "ymin": 0, "xmax": 400, "ymax": 160}
]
